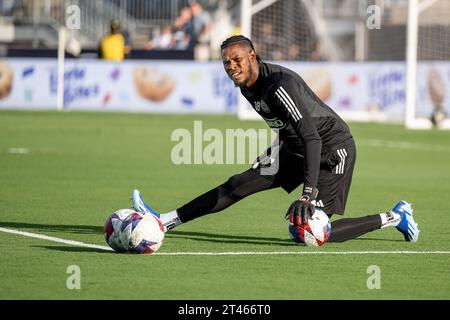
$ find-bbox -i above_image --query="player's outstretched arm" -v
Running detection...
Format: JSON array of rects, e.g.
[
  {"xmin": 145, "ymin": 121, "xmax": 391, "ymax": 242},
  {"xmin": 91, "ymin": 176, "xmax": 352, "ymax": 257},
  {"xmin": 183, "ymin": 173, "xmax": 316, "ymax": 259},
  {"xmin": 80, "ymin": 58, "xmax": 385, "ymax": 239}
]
[{"xmin": 270, "ymin": 80, "xmax": 322, "ymax": 223}]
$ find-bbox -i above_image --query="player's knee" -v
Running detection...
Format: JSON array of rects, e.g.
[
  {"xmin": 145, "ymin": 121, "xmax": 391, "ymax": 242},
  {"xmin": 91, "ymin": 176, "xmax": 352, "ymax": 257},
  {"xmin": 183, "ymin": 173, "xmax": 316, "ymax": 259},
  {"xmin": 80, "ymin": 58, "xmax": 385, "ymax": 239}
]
[
  {"xmin": 222, "ymin": 174, "xmax": 238, "ymax": 191},
  {"xmin": 221, "ymin": 174, "xmax": 247, "ymax": 200},
  {"xmin": 225, "ymin": 174, "xmax": 244, "ymax": 189}
]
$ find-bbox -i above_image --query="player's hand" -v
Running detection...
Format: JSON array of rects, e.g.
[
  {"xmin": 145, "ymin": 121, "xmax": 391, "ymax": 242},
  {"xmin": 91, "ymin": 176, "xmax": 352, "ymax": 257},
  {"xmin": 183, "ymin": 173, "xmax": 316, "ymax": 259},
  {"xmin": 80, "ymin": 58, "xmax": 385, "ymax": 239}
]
[
  {"xmin": 285, "ymin": 187, "xmax": 318, "ymax": 225},
  {"xmin": 286, "ymin": 197, "xmax": 315, "ymax": 225}
]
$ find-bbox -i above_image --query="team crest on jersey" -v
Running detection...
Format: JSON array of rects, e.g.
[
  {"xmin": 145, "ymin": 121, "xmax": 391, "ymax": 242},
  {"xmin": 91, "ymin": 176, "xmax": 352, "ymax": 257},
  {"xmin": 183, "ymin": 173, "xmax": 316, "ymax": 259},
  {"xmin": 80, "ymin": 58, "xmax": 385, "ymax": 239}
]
[
  {"xmin": 260, "ymin": 100, "xmax": 270, "ymax": 113},
  {"xmin": 254, "ymin": 100, "xmax": 270, "ymax": 113}
]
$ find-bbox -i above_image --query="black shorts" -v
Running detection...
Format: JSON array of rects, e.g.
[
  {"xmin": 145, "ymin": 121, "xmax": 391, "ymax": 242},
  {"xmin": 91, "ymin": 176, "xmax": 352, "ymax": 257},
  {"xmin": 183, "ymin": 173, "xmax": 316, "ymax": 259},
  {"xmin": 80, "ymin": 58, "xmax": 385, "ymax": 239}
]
[{"xmin": 254, "ymin": 138, "xmax": 356, "ymax": 215}]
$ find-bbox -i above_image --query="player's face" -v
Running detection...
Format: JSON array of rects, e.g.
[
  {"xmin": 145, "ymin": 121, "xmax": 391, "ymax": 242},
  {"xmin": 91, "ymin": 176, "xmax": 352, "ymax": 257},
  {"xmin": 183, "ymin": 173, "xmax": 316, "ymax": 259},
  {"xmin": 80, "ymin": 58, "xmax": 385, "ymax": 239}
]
[{"xmin": 221, "ymin": 44, "xmax": 257, "ymax": 88}]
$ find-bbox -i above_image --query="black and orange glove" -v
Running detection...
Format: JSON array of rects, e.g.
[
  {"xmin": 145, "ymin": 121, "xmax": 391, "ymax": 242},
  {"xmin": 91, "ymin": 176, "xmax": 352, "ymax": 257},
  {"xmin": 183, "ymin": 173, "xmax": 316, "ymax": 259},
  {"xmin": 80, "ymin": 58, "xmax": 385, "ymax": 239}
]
[{"xmin": 286, "ymin": 186, "xmax": 318, "ymax": 225}]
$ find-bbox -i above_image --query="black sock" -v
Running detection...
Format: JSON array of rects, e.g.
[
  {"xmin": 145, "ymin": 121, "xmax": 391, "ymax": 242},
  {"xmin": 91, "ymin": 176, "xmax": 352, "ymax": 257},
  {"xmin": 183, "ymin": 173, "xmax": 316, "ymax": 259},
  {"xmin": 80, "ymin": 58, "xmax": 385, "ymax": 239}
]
[{"xmin": 328, "ymin": 214, "xmax": 382, "ymax": 242}]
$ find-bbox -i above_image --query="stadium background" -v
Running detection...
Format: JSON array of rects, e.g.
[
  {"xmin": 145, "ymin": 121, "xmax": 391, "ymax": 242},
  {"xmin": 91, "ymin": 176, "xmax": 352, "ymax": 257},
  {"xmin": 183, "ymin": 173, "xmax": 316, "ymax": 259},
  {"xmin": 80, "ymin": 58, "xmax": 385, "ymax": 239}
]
[
  {"xmin": 0, "ymin": 0, "xmax": 449, "ymax": 124},
  {"xmin": 0, "ymin": 0, "xmax": 449, "ymax": 300}
]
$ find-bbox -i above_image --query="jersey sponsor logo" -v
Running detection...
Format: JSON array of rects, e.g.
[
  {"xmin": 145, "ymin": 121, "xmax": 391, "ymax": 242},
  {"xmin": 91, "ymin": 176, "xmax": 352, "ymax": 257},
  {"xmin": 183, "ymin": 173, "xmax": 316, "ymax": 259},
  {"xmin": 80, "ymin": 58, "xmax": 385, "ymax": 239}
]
[{"xmin": 262, "ymin": 116, "xmax": 286, "ymax": 129}]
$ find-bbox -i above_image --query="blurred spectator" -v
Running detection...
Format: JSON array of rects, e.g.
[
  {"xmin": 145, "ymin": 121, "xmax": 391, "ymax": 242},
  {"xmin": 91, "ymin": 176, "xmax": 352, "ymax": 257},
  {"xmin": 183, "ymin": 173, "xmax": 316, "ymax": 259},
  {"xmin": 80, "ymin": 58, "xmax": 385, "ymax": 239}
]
[
  {"xmin": 122, "ymin": 28, "xmax": 132, "ymax": 57},
  {"xmin": 286, "ymin": 44, "xmax": 301, "ymax": 60},
  {"xmin": 249, "ymin": 0, "xmax": 319, "ymax": 61},
  {"xmin": 99, "ymin": 19, "xmax": 127, "ymax": 61},
  {"xmin": 172, "ymin": 6, "xmax": 194, "ymax": 50},
  {"xmin": 208, "ymin": 2, "xmax": 237, "ymax": 60},
  {"xmin": 189, "ymin": 0, "xmax": 212, "ymax": 46},
  {"xmin": 0, "ymin": 0, "xmax": 19, "ymax": 15},
  {"xmin": 311, "ymin": 39, "xmax": 325, "ymax": 61},
  {"xmin": 145, "ymin": 2, "xmax": 215, "ymax": 54},
  {"xmin": 146, "ymin": 25, "xmax": 173, "ymax": 50},
  {"xmin": 171, "ymin": 2, "xmax": 214, "ymax": 52},
  {"xmin": 254, "ymin": 23, "xmax": 285, "ymax": 60}
]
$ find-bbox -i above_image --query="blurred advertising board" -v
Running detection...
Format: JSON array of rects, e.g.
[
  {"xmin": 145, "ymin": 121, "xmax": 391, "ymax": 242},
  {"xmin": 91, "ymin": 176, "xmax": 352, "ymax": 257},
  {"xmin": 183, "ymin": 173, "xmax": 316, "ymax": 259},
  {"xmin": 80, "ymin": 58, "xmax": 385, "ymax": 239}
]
[{"xmin": 0, "ymin": 59, "xmax": 448, "ymax": 121}]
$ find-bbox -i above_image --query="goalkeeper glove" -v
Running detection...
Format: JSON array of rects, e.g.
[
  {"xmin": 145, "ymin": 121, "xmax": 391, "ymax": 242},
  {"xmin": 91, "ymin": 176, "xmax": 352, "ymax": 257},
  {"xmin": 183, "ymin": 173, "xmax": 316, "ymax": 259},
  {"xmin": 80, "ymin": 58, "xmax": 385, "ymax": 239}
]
[{"xmin": 286, "ymin": 186, "xmax": 318, "ymax": 225}]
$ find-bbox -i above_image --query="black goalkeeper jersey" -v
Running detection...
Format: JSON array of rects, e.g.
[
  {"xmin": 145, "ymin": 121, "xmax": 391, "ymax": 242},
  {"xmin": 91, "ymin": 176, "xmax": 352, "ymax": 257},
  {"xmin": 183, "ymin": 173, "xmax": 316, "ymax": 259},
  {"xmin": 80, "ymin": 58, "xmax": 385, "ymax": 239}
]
[{"xmin": 240, "ymin": 61, "xmax": 353, "ymax": 190}]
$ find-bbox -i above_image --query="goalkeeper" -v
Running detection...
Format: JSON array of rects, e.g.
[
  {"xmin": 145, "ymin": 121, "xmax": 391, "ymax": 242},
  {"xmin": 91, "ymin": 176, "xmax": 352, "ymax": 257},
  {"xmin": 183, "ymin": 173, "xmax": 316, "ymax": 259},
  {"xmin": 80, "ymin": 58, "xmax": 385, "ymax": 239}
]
[{"xmin": 131, "ymin": 35, "xmax": 419, "ymax": 243}]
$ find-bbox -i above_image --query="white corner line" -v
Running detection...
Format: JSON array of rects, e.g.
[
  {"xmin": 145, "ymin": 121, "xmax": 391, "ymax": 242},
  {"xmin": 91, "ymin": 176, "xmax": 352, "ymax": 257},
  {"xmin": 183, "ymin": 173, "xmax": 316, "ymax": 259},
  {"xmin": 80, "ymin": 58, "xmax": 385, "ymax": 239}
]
[{"xmin": 1, "ymin": 227, "xmax": 449, "ymax": 256}]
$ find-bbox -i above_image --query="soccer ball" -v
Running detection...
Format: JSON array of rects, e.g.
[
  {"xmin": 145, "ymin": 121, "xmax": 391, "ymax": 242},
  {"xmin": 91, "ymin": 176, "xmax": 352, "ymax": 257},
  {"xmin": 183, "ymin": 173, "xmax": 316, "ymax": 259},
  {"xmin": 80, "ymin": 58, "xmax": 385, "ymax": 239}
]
[
  {"xmin": 104, "ymin": 209, "xmax": 132, "ymax": 252},
  {"xmin": 104, "ymin": 209, "xmax": 165, "ymax": 254},
  {"xmin": 288, "ymin": 208, "xmax": 331, "ymax": 246}
]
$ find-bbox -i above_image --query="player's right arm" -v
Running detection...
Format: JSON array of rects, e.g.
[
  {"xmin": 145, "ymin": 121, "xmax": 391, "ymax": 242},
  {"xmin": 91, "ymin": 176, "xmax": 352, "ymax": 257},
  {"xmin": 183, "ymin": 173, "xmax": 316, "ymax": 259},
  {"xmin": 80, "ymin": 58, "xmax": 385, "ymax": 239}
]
[
  {"xmin": 270, "ymin": 78, "xmax": 322, "ymax": 194},
  {"xmin": 269, "ymin": 78, "xmax": 322, "ymax": 224}
]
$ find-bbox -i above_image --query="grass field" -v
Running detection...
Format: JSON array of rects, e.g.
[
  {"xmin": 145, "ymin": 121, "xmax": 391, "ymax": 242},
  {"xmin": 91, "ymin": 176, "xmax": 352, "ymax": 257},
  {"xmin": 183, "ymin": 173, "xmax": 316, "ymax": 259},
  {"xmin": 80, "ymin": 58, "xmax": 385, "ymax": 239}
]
[{"xmin": 0, "ymin": 110, "xmax": 449, "ymax": 300}]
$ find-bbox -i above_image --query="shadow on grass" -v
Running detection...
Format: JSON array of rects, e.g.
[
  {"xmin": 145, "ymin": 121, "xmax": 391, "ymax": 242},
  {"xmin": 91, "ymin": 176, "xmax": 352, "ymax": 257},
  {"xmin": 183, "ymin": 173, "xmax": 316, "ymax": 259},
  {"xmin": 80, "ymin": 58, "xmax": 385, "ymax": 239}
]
[
  {"xmin": 351, "ymin": 237, "xmax": 404, "ymax": 242},
  {"xmin": 0, "ymin": 221, "xmax": 294, "ymax": 250},
  {"xmin": 166, "ymin": 230, "xmax": 294, "ymax": 246},
  {"xmin": 31, "ymin": 245, "xmax": 113, "ymax": 254},
  {"xmin": 166, "ymin": 231, "xmax": 403, "ymax": 245},
  {"xmin": 0, "ymin": 221, "xmax": 103, "ymax": 235},
  {"xmin": 1, "ymin": 221, "xmax": 403, "ymax": 251}
]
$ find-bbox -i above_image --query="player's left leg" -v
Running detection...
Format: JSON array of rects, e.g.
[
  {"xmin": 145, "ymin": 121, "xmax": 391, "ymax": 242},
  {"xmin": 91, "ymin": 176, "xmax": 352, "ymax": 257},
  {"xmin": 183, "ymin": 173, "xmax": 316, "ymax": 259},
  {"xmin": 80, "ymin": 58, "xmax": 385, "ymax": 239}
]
[
  {"xmin": 327, "ymin": 200, "xmax": 419, "ymax": 242},
  {"xmin": 133, "ymin": 144, "xmax": 304, "ymax": 232},
  {"xmin": 131, "ymin": 189, "xmax": 160, "ymax": 218},
  {"xmin": 132, "ymin": 167, "xmax": 281, "ymax": 232},
  {"xmin": 318, "ymin": 139, "xmax": 419, "ymax": 242}
]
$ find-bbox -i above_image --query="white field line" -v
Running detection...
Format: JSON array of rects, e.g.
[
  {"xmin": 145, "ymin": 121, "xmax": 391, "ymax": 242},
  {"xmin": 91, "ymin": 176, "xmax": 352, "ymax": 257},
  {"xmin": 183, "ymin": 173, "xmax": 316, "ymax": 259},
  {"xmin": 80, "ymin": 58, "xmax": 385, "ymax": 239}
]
[
  {"xmin": 154, "ymin": 251, "xmax": 450, "ymax": 256},
  {"xmin": 8, "ymin": 147, "xmax": 31, "ymax": 154},
  {"xmin": 0, "ymin": 227, "xmax": 114, "ymax": 252},
  {"xmin": 360, "ymin": 139, "xmax": 450, "ymax": 152},
  {"xmin": 1, "ymin": 226, "xmax": 450, "ymax": 256}
]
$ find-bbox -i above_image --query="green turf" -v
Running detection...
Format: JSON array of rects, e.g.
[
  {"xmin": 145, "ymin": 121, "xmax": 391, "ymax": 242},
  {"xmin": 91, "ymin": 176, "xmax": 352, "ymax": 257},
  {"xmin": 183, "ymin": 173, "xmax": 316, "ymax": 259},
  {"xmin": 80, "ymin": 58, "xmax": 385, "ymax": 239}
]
[{"xmin": 0, "ymin": 110, "xmax": 449, "ymax": 299}]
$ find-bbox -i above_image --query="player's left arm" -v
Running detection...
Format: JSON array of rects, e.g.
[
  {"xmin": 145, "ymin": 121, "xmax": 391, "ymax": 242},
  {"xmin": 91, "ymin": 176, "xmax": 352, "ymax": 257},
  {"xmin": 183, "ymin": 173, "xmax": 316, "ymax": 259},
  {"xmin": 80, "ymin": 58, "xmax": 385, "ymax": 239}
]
[{"xmin": 270, "ymin": 79, "xmax": 322, "ymax": 224}]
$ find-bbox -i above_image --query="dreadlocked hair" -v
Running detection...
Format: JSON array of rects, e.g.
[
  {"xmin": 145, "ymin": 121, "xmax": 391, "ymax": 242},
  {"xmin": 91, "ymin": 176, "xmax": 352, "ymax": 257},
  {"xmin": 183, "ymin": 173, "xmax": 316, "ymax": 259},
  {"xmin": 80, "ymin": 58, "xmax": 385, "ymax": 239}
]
[
  {"xmin": 221, "ymin": 35, "xmax": 254, "ymax": 50},
  {"xmin": 220, "ymin": 35, "xmax": 262, "ymax": 62}
]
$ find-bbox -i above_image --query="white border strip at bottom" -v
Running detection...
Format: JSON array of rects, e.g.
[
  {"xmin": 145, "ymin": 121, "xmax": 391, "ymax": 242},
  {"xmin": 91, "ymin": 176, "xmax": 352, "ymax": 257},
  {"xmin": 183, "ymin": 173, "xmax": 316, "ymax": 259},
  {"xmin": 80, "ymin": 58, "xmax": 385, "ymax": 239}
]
[{"xmin": 1, "ymin": 227, "xmax": 449, "ymax": 255}]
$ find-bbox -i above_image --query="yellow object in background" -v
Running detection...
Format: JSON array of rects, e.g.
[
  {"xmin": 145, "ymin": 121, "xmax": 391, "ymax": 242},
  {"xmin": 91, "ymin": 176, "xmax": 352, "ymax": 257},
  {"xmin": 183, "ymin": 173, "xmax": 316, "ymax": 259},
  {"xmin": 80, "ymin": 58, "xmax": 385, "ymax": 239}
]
[{"xmin": 100, "ymin": 33, "xmax": 126, "ymax": 61}]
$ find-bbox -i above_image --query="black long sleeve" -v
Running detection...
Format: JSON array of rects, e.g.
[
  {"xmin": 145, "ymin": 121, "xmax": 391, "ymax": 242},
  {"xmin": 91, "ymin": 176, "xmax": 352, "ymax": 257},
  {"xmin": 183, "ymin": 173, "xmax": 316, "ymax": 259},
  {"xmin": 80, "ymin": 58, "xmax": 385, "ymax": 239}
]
[
  {"xmin": 269, "ymin": 80, "xmax": 322, "ymax": 189},
  {"xmin": 240, "ymin": 62, "xmax": 353, "ymax": 193}
]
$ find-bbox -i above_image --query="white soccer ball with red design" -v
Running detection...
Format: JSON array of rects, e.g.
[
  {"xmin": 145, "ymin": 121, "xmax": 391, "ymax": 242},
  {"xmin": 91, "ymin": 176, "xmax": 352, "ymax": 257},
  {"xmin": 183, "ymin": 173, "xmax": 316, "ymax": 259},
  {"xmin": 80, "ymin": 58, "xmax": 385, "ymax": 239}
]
[
  {"xmin": 104, "ymin": 209, "xmax": 165, "ymax": 254},
  {"xmin": 104, "ymin": 208, "xmax": 133, "ymax": 252},
  {"xmin": 288, "ymin": 208, "xmax": 331, "ymax": 246}
]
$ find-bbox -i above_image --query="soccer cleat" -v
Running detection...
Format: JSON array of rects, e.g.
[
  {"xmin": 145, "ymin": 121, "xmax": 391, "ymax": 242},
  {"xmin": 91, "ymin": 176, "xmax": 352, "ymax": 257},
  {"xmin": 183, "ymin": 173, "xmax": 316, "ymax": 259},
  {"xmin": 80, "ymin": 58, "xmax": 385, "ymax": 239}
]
[
  {"xmin": 130, "ymin": 189, "xmax": 160, "ymax": 219},
  {"xmin": 392, "ymin": 200, "xmax": 419, "ymax": 242}
]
